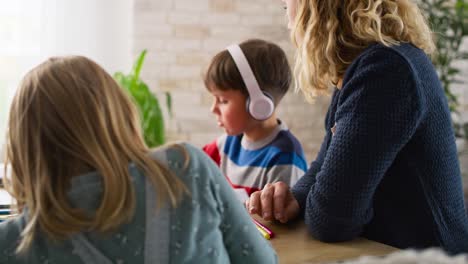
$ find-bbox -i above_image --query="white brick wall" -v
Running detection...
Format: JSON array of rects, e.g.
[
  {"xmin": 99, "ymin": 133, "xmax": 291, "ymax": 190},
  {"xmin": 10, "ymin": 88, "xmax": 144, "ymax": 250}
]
[
  {"xmin": 133, "ymin": 0, "xmax": 468, "ymax": 166},
  {"xmin": 133, "ymin": 0, "xmax": 327, "ymax": 162}
]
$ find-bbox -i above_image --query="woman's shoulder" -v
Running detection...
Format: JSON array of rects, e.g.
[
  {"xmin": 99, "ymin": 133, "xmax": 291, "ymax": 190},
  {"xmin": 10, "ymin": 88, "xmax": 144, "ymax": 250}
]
[
  {"xmin": 346, "ymin": 43, "xmax": 430, "ymax": 78},
  {"xmin": 342, "ymin": 42, "xmax": 434, "ymax": 95},
  {"xmin": 338, "ymin": 42, "xmax": 433, "ymax": 118},
  {"xmin": 356, "ymin": 43, "xmax": 406, "ymax": 66}
]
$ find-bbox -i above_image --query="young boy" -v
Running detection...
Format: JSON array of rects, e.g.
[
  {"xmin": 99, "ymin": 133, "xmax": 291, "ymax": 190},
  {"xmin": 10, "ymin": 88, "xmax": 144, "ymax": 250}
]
[{"xmin": 203, "ymin": 39, "xmax": 308, "ymax": 198}]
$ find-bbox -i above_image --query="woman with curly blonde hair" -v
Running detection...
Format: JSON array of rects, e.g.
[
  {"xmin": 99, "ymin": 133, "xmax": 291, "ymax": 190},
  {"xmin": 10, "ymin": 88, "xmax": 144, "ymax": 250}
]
[{"xmin": 247, "ymin": 0, "xmax": 468, "ymax": 254}]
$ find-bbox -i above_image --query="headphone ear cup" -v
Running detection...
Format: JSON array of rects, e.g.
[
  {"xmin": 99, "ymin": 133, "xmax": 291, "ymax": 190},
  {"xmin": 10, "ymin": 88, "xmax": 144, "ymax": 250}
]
[{"xmin": 246, "ymin": 92, "xmax": 275, "ymax": 121}]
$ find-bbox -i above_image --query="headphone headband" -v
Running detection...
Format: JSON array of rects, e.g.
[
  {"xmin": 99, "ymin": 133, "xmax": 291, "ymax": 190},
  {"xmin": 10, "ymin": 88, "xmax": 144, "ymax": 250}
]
[{"xmin": 226, "ymin": 44, "xmax": 264, "ymax": 99}]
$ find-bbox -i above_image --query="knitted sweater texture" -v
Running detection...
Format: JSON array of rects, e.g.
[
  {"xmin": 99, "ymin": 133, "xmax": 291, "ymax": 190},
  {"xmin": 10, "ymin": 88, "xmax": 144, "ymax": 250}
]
[{"xmin": 292, "ymin": 43, "xmax": 468, "ymax": 254}]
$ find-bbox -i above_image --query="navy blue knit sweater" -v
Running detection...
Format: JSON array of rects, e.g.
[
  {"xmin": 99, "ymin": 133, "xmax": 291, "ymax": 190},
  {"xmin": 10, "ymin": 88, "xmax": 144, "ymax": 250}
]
[{"xmin": 291, "ymin": 43, "xmax": 468, "ymax": 254}]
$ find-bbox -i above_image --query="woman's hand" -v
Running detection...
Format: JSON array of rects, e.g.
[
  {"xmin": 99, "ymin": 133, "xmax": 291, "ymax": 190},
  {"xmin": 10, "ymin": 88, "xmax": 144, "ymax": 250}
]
[{"xmin": 245, "ymin": 182, "xmax": 300, "ymax": 223}]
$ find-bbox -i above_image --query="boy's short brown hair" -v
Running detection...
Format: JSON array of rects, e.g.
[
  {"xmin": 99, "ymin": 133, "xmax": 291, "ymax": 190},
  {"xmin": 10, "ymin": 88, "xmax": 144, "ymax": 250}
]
[{"xmin": 204, "ymin": 39, "xmax": 291, "ymax": 105}]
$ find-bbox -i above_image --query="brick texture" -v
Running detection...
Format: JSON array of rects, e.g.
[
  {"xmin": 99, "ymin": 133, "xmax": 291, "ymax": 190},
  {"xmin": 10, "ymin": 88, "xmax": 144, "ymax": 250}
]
[{"xmin": 132, "ymin": 0, "xmax": 329, "ymax": 163}]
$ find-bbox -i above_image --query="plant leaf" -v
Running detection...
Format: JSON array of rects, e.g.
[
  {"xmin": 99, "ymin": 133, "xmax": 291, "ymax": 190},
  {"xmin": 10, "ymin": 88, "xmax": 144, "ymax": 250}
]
[
  {"xmin": 165, "ymin": 92, "xmax": 173, "ymax": 119},
  {"xmin": 113, "ymin": 50, "xmax": 167, "ymax": 147}
]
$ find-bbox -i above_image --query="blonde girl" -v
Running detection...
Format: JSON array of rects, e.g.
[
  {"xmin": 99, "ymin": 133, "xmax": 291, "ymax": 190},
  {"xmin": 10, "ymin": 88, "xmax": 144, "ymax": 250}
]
[
  {"xmin": 0, "ymin": 56, "xmax": 277, "ymax": 263},
  {"xmin": 247, "ymin": 0, "xmax": 468, "ymax": 254}
]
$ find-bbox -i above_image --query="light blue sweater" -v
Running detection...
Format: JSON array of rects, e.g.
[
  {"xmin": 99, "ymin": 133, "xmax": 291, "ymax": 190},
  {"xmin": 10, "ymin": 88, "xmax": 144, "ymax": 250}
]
[{"xmin": 0, "ymin": 143, "xmax": 277, "ymax": 263}]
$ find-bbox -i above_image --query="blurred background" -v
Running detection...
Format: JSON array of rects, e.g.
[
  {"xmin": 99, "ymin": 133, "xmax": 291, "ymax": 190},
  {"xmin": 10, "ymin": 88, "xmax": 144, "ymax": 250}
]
[{"xmin": 0, "ymin": 0, "xmax": 467, "ymax": 182}]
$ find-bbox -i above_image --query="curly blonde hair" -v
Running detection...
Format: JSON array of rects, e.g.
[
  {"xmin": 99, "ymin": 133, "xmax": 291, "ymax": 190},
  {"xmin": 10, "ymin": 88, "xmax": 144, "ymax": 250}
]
[{"xmin": 291, "ymin": 0, "xmax": 435, "ymax": 101}]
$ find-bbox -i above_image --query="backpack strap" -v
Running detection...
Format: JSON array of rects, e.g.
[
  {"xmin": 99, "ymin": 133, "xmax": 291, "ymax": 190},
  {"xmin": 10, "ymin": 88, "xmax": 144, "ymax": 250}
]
[
  {"xmin": 70, "ymin": 148, "xmax": 172, "ymax": 264},
  {"xmin": 70, "ymin": 235, "xmax": 113, "ymax": 264},
  {"xmin": 144, "ymin": 149, "xmax": 170, "ymax": 264}
]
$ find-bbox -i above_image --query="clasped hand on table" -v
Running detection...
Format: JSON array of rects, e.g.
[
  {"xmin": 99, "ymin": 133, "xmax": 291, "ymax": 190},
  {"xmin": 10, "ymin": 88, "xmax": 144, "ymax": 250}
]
[{"xmin": 245, "ymin": 182, "xmax": 300, "ymax": 223}]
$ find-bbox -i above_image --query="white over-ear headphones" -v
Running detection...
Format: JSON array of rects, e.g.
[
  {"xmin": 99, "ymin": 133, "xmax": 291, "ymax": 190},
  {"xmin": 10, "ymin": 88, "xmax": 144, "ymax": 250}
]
[{"xmin": 226, "ymin": 44, "xmax": 275, "ymax": 121}]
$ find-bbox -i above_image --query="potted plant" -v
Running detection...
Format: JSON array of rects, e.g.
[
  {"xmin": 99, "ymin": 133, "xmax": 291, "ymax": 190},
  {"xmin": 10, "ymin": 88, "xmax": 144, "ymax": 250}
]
[{"xmin": 114, "ymin": 50, "xmax": 172, "ymax": 147}]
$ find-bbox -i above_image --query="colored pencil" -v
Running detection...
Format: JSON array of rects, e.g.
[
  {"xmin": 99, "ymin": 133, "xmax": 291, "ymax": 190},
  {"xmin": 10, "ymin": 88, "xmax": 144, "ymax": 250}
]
[
  {"xmin": 253, "ymin": 218, "xmax": 275, "ymax": 238},
  {"xmin": 255, "ymin": 225, "xmax": 270, "ymax": 240}
]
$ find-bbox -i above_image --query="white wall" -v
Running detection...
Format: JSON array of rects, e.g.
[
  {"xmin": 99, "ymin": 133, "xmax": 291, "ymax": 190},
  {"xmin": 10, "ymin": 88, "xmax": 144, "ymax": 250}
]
[
  {"xmin": 40, "ymin": 0, "xmax": 134, "ymax": 73},
  {"xmin": 0, "ymin": 0, "xmax": 134, "ymax": 159}
]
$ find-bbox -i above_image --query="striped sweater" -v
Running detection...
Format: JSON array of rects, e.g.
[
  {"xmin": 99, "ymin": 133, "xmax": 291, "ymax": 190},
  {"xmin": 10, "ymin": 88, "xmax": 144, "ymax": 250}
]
[{"xmin": 203, "ymin": 121, "xmax": 307, "ymax": 196}]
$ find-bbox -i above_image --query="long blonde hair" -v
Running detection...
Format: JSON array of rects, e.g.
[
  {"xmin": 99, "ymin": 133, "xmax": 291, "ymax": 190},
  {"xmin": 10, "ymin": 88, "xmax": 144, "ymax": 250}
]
[
  {"xmin": 292, "ymin": 0, "xmax": 435, "ymax": 101},
  {"xmin": 4, "ymin": 56, "xmax": 187, "ymax": 253}
]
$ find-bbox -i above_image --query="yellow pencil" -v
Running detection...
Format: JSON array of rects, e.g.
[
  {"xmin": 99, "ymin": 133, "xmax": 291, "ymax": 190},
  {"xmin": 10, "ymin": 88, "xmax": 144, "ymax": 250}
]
[{"xmin": 256, "ymin": 225, "xmax": 271, "ymax": 240}]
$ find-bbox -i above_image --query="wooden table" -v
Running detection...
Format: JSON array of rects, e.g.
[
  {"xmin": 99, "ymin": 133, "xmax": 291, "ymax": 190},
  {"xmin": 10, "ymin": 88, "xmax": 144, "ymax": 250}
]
[{"xmin": 254, "ymin": 216, "xmax": 398, "ymax": 264}]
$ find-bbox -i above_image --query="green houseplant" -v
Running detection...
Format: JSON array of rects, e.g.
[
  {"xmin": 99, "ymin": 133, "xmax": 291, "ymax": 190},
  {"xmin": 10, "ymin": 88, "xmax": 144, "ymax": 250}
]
[
  {"xmin": 114, "ymin": 50, "xmax": 172, "ymax": 147},
  {"xmin": 419, "ymin": 0, "xmax": 468, "ymax": 139}
]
